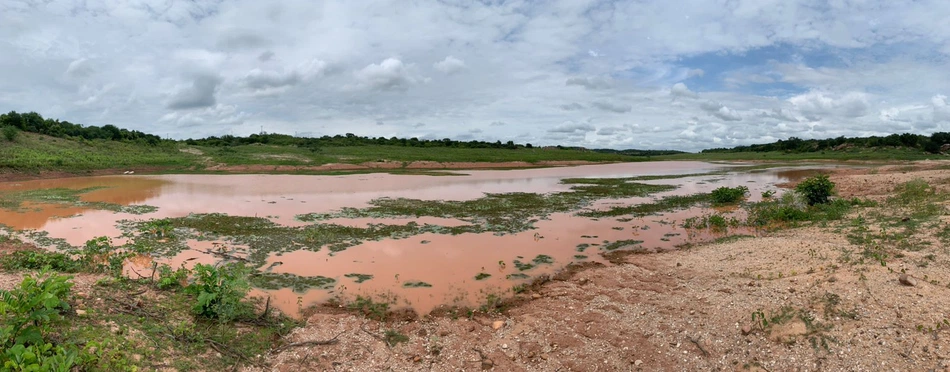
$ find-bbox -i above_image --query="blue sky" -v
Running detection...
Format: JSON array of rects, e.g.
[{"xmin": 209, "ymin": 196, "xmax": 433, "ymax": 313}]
[{"xmin": 2, "ymin": 0, "xmax": 950, "ymax": 151}]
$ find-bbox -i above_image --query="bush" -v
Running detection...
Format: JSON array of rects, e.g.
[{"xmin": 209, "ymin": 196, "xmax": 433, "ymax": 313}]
[
  {"xmin": 186, "ymin": 263, "xmax": 251, "ymax": 322},
  {"xmin": 796, "ymin": 174, "xmax": 835, "ymax": 205},
  {"xmin": 1, "ymin": 126, "xmax": 17, "ymax": 142},
  {"xmin": 0, "ymin": 271, "xmax": 79, "ymax": 371},
  {"xmin": 711, "ymin": 186, "xmax": 749, "ymax": 205}
]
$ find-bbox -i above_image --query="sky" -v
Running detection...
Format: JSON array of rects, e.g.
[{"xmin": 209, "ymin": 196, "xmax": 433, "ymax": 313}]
[{"xmin": 2, "ymin": 0, "xmax": 950, "ymax": 151}]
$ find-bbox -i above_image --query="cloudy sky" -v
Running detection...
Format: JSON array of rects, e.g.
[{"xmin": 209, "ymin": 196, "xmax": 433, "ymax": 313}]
[{"xmin": 2, "ymin": 0, "xmax": 950, "ymax": 151}]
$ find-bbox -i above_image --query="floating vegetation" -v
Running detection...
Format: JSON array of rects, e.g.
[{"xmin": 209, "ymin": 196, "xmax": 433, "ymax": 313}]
[
  {"xmin": 344, "ymin": 273, "xmax": 374, "ymax": 283},
  {"xmin": 532, "ymin": 254, "xmax": 554, "ymax": 265},
  {"xmin": 576, "ymin": 243, "xmax": 590, "ymax": 252},
  {"xmin": 580, "ymin": 193, "xmax": 712, "ymax": 218},
  {"xmin": 601, "ymin": 239, "xmax": 644, "ymax": 251},
  {"xmin": 512, "ymin": 259, "xmax": 534, "ymax": 271},
  {"xmin": 474, "ymin": 273, "xmax": 492, "ymax": 281},
  {"xmin": 506, "ymin": 273, "xmax": 530, "ymax": 280},
  {"xmin": 0, "ymin": 186, "xmax": 158, "ymax": 215},
  {"xmin": 249, "ymin": 272, "xmax": 336, "ymax": 292},
  {"xmin": 402, "ymin": 281, "xmax": 433, "ymax": 288},
  {"xmin": 296, "ymin": 178, "xmax": 677, "ymax": 235},
  {"xmin": 574, "ymin": 255, "xmax": 588, "ymax": 260}
]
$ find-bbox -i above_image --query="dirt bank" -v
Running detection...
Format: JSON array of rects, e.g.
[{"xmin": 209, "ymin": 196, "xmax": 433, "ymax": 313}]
[
  {"xmin": 0, "ymin": 160, "xmax": 612, "ymax": 183},
  {"xmin": 250, "ymin": 162, "xmax": 950, "ymax": 371}
]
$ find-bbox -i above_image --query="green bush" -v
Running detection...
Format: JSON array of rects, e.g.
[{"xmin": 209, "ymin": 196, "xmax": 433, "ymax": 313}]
[
  {"xmin": 186, "ymin": 263, "xmax": 251, "ymax": 322},
  {"xmin": 1, "ymin": 126, "xmax": 17, "ymax": 142},
  {"xmin": 0, "ymin": 271, "xmax": 79, "ymax": 371},
  {"xmin": 711, "ymin": 186, "xmax": 749, "ymax": 205},
  {"xmin": 156, "ymin": 264, "xmax": 190, "ymax": 290},
  {"xmin": 796, "ymin": 174, "xmax": 835, "ymax": 205}
]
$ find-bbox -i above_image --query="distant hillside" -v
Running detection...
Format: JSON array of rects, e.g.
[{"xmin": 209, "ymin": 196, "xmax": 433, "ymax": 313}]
[
  {"xmin": 591, "ymin": 148, "xmax": 687, "ymax": 156},
  {"xmin": 702, "ymin": 133, "xmax": 950, "ymax": 154}
]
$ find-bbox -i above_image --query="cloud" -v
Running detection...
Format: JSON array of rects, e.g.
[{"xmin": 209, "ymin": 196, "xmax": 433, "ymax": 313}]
[
  {"xmin": 788, "ymin": 91, "xmax": 870, "ymax": 119},
  {"xmin": 353, "ymin": 58, "xmax": 417, "ymax": 91},
  {"xmin": 565, "ymin": 76, "xmax": 612, "ymax": 90},
  {"xmin": 65, "ymin": 58, "xmax": 94, "ymax": 79},
  {"xmin": 670, "ymin": 83, "xmax": 698, "ymax": 98},
  {"xmin": 159, "ymin": 104, "xmax": 249, "ymax": 128},
  {"xmin": 166, "ymin": 75, "xmax": 222, "ymax": 110},
  {"xmin": 559, "ymin": 102, "xmax": 585, "ymax": 111},
  {"xmin": 596, "ymin": 126, "xmax": 626, "ymax": 135},
  {"xmin": 687, "ymin": 69, "xmax": 704, "ymax": 78},
  {"xmin": 489, "ymin": 121, "xmax": 506, "ymax": 126},
  {"xmin": 591, "ymin": 100, "xmax": 632, "ymax": 113},
  {"xmin": 548, "ymin": 122, "xmax": 595, "ymax": 134},
  {"xmin": 258, "ymin": 51, "xmax": 275, "ymax": 62},
  {"xmin": 934, "ymin": 95, "xmax": 950, "ymax": 122},
  {"xmin": 434, "ymin": 56, "xmax": 466, "ymax": 74},
  {"xmin": 700, "ymin": 101, "xmax": 742, "ymax": 121},
  {"xmin": 413, "ymin": 122, "xmax": 426, "ymax": 128},
  {"xmin": 759, "ymin": 108, "xmax": 799, "ymax": 122},
  {"xmin": 241, "ymin": 59, "xmax": 327, "ymax": 95}
]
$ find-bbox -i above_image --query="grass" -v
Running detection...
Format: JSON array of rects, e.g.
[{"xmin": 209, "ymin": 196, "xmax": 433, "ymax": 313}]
[
  {"xmin": 0, "ymin": 244, "xmax": 299, "ymax": 371},
  {"xmin": 0, "ymin": 132, "xmax": 194, "ymax": 171},
  {"xmin": 579, "ymin": 193, "xmax": 711, "ymax": 218}
]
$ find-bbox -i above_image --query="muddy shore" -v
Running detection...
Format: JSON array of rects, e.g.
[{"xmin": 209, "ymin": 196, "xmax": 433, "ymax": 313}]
[{"xmin": 249, "ymin": 162, "xmax": 950, "ymax": 372}]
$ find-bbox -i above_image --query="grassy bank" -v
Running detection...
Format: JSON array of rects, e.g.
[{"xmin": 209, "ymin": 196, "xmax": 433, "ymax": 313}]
[{"xmin": 655, "ymin": 147, "xmax": 941, "ymax": 162}]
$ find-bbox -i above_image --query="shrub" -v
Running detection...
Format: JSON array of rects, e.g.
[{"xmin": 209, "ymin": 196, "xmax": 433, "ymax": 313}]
[
  {"xmin": 796, "ymin": 174, "xmax": 835, "ymax": 205},
  {"xmin": 0, "ymin": 271, "xmax": 79, "ymax": 370},
  {"xmin": 1, "ymin": 126, "xmax": 17, "ymax": 142},
  {"xmin": 186, "ymin": 263, "xmax": 251, "ymax": 322},
  {"xmin": 711, "ymin": 186, "xmax": 749, "ymax": 205},
  {"xmin": 156, "ymin": 264, "xmax": 190, "ymax": 290}
]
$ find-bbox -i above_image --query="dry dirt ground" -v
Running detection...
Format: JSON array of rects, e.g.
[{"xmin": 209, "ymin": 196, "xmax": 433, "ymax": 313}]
[{"xmin": 249, "ymin": 162, "xmax": 950, "ymax": 372}]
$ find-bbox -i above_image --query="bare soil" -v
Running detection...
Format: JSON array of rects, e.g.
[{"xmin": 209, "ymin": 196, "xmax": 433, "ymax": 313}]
[{"xmin": 250, "ymin": 163, "xmax": 950, "ymax": 372}]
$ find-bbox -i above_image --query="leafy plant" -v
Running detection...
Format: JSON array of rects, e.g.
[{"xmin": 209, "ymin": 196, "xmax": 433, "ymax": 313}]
[
  {"xmin": 1, "ymin": 126, "xmax": 18, "ymax": 142},
  {"xmin": 0, "ymin": 271, "xmax": 79, "ymax": 371},
  {"xmin": 796, "ymin": 174, "xmax": 835, "ymax": 205},
  {"xmin": 761, "ymin": 190, "xmax": 776, "ymax": 198},
  {"xmin": 711, "ymin": 186, "xmax": 749, "ymax": 205},
  {"xmin": 156, "ymin": 264, "xmax": 190, "ymax": 290},
  {"xmin": 186, "ymin": 263, "xmax": 251, "ymax": 322}
]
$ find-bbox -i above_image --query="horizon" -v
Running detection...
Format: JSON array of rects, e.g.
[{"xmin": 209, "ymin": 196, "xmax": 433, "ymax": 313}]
[{"xmin": 2, "ymin": 1, "xmax": 950, "ymax": 151}]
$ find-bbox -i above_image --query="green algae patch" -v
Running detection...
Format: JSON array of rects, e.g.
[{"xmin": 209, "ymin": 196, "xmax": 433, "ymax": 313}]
[
  {"xmin": 602, "ymin": 239, "xmax": 644, "ymax": 251},
  {"xmin": 402, "ymin": 281, "xmax": 433, "ymax": 288},
  {"xmin": 0, "ymin": 186, "xmax": 158, "ymax": 215},
  {"xmin": 475, "ymin": 272, "xmax": 492, "ymax": 281},
  {"xmin": 250, "ymin": 272, "xmax": 336, "ymax": 292},
  {"xmin": 296, "ymin": 178, "xmax": 678, "ymax": 235},
  {"xmin": 580, "ymin": 192, "xmax": 712, "ymax": 218},
  {"xmin": 344, "ymin": 273, "xmax": 374, "ymax": 283}
]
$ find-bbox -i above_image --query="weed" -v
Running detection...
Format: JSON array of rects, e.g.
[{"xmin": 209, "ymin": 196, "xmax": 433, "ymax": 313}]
[
  {"xmin": 348, "ymin": 296, "xmax": 390, "ymax": 321},
  {"xmin": 711, "ymin": 186, "xmax": 749, "ymax": 205},
  {"xmin": 383, "ymin": 330, "xmax": 409, "ymax": 347},
  {"xmin": 796, "ymin": 174, "xmax": 834, "ymax": 205},
  {"xmin": 186, "ymin": 263, "xmax": 252, "ymax": 322},
  {"xmin": 402, "ymin": 281, "xmax": 433, "ymax": 288},
  {"xmin": 474, "ymin": 273, "xmax": 491, "ymax": 281}
]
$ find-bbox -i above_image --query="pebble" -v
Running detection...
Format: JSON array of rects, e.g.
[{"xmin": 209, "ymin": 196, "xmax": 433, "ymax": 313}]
[
  {"xmin": 532, "ymin": 294, "xmax": 542, "ymax": 299},
  {"xmin": 76, "ymin": 309, "xmax": 87, "ymax": 316},
  {"xmin": 741, "ymin": 325, "xmax": 753, "ymax": 335},
  {"xmin": 492, "ymin": 320, "xmax": 505, "ymax": 330},
  {"xmin": 899, "ymin": 274, "xmax": 917, "ymax": 286},
  {"xmin": 635, "ymin": 359, "xmax": 643, "ymax": 366}
]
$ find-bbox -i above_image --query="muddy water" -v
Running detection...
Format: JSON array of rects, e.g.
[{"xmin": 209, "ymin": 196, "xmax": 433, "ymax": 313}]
[{"xmin": 0, "ymin": 162, "xmax": 839, "ymax": 316}]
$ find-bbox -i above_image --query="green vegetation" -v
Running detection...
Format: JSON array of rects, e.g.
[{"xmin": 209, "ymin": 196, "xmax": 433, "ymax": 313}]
[
  {"xmin": 795, "ymin": 174, "xmax": 834, "ymax": 205},
  {"xmin": 700, "ymin": 132, "xmax": 950, "ymax": 155},
  {"xmin": 2, "ymin": 126, "xmax": 18, "ymax": 142},
  {"xmin": 0, "ymin": 187, "xmax": 157, "ymax": 215},
  {"xmin": 710, "ymin": 185, "xmax": 749, "ymax": 205},
  {"xmin": 0, "ymin": 237, "xmax": 299, "ymax": 371},
  {"xmin": 579, "ymin": 193, "xmax": 711, "ymax": 218}
]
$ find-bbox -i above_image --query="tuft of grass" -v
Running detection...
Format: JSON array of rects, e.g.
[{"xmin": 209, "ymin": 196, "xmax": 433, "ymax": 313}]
[
  {"xmin": 579, "ymin": 193, "xmax": 711, "ymax": 218},
  {"xmin": 710, "ymin": 186, "xmax": 749, "ymax": 205}
]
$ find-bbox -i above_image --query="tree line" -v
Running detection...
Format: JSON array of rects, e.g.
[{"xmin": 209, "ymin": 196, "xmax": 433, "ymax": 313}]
[
  {"xmin": 702, "ymin": 133, "xmax": 950, "ymax": 154},
  {"xmin": 183, "ymin": 132, "xmax": 536, "ymax": 150},
  {"xmin": 0, "ymin": 111, "xmax": 164, "ymax": 145}
]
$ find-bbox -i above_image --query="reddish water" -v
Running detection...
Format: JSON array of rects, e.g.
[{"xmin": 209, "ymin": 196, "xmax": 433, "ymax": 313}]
[{"xmin": 0, "ymin": 162, "xmax": 839, "ymax": 316}]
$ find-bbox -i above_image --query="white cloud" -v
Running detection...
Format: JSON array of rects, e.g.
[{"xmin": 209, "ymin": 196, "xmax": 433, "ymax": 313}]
[
  {"xmin": 353, "ymin": 58, "xmax": 417, "ymax": 91},
  {"xmin": 165, "ymin": 74, "xmax": 222, "ymax": 110},
  {"xmin": 934, "ymin": 95, "xmax": 950, "ymax": 122},
  {"xmin": 670, "ymin": 83, "xmax": 698, "ymax": 98},
  {"xmin": 548, "ymin": 122, "xmax": 595, "ymax": 134},
  {"xmin": 591, "ymin": 100, "xmax": 632, "ymax": 113},
  {"xmin": 565, "ymin": 76, "xmax": 612, "ymax": 90},
  {"xmin": 700, "ymin": 101, "xmax": 742, "ymax": 121},
  {"xmin": 434, "ymin": 56, "xmax": 466, "ymax": 74},
  {"xmin": 788, "ymin": 91, "xmax": 870, "ymax": 120}
]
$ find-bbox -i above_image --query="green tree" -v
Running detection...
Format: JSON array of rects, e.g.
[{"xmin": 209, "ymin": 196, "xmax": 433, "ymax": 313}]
[{"xmin": 2, "ymin": 126, "xmax": 18, "ymax": 142}]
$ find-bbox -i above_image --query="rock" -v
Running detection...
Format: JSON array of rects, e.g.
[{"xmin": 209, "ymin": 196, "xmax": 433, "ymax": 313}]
[
  {"xmin": 481, "ymin": 359, "xmax": 494, "ymax": 370},
  {"xmin": 634, "ymin": 359, "xmax": 643, "ymax": 366},
  {"xmin": 492, "ymin": 320, "xmax": 505, "ymax": 330},
  {"xmin": 76, "ymin": 309, "xmax": 87, "ymax": 316},
  {"xmin": 467, "ymin": 324, "xmax": 477, "ymax": 332},
  {"xmin": 501, "ymin": 343, "xmax": 508, "ymax": 349},
  {"xmin": 413, "ymin": 355, "xmax": 422, "ymax": 363},
  {"xmin": 741, "ymin": 325, "xmax": 753, "ymax": 335},
  {"xmin": 439, "ymin": 330, "xmax": 450, "ymax": 337},
  {"xmin": 531, "ymin": 293, "xmax": 542, "ymax": 299},
  {"xmin": 899, "ymin": 274, "xmax": 917, "ymax": 286}
]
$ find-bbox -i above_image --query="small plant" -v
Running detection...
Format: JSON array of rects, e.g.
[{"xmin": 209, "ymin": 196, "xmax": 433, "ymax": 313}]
[
  {"xmin": 796, "ymin": 174, "xmax": 835, "ymax": 205},
  {"xmin": 186, "ymin": 263, "xmax": 252, "ymax": 322},
  {"xmin": 348, "ymin": 296, "xmax": 389, "ymax": 320},
  {"xmin": 761, "ymin": 190, "xmax": 776, "ymax": 198},
  {"xmin": 711, "ymin": 186, "xmax": 749, "ymax": 205},
  {"xmin": 0, "ymin": 271, "xmax": 80, "ymax": 370},
  {"xmin": 1, "ymin": 126, "xmax": 18, "ymax": 142},
  {"xmin": 156, "ymin": 264, "xmax": 190, "ymax": 290},
  {"xmin": 383, "ymin": 329, "xmax": 409, "ymax": 347}
]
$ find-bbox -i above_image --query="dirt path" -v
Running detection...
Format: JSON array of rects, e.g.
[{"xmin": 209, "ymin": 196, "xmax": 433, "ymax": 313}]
[{"xmin": 250, "ymin": 163, "xmax": 950, "ymax": 372}]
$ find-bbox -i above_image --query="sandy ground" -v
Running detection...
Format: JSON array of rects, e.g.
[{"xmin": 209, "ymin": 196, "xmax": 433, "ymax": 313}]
[{"xmin": 248, "ymin": 162, "xmax": 950, "ymax": 372}]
